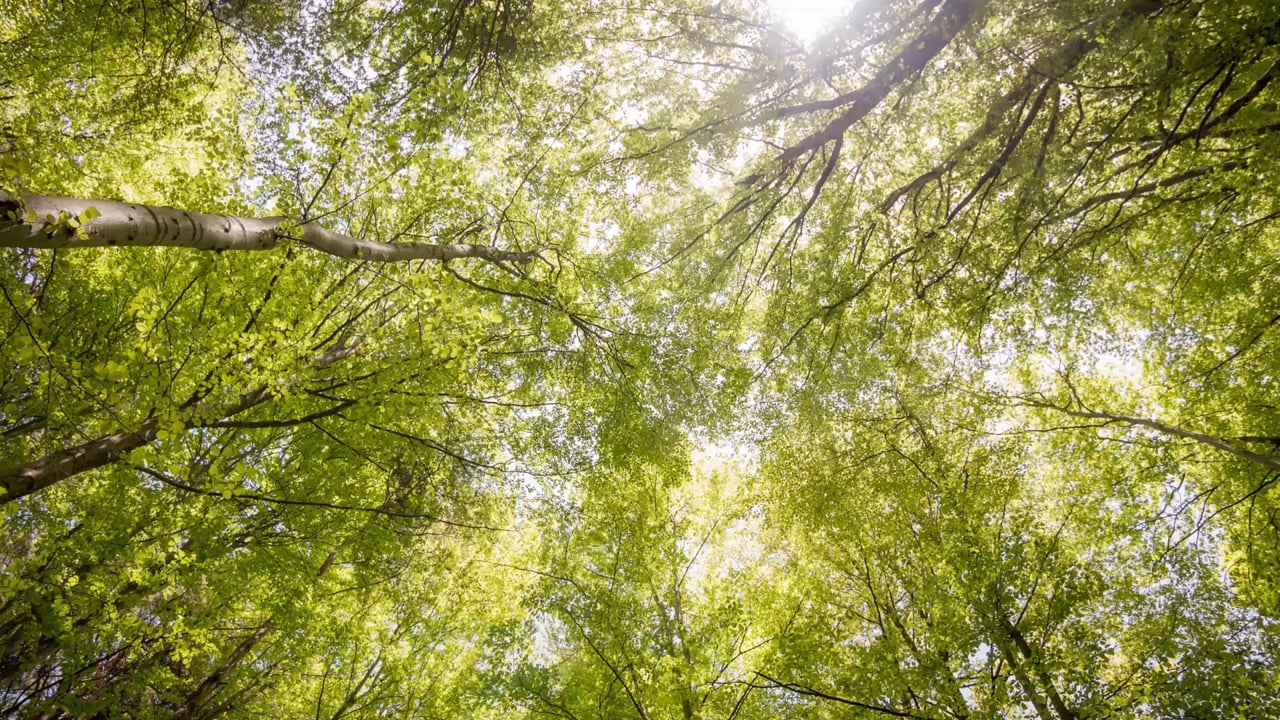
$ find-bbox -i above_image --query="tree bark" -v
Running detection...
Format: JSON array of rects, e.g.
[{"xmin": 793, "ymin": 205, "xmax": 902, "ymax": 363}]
[
  {"xmin": 1034, "ymin": 404, "xmax": 1280, "ymax": 473},
  {"xmin": 995, "ymin": 616, "xmax": 1077, "ymax": 720},
  {"xmin": 0, "ymin": 193, "xmax": 541, "ymax": 264},
  {"xmin": 0, "ymin": 417, "xmax": 161, "ymax": 505},
  {"xmin": 0, "ymin": 340, "xmax": 358, "ymax": 505},
  {"xmin": 774, "ymin": 0, "xmax": 979, "ymax": 164},
  {"xmin": 171, "ymin": 624, "xmax": 272, "ymax": 720},
  {"xmin": 173, "ymin": 547, "xmax": 342, "ymax": 718},
  {"xmin": 0, "ymin": 389, "xmax": 271, "ymax": 505}
]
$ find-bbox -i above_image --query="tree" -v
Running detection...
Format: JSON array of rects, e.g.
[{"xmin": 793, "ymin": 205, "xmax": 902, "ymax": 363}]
[
  {"xmin": 5, "ymin": 0, "xmax": 1280, "ymax": 716},
  {"xmin": 0, "ymin": 192, "xmax": 545, "ymax": 264}
]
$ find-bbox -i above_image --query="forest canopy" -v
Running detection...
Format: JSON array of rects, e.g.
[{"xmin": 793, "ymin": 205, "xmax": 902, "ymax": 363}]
[{"xmin": 2, "ymin": 0, "xmax": 1279, "ymax": 717}]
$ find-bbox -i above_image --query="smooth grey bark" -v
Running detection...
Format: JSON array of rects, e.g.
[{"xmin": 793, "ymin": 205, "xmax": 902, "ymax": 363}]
[
  {"xmin": 0, "ymin": 193, "xmax": 542, "ymax": 264},
  {"xmin": 1034, "ymin": 404, "xmax": 1280, "ymax": 473}
]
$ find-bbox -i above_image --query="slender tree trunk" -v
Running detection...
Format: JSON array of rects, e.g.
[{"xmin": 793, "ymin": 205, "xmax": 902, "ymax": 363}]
[
  {"xmin": 881, "ymin": 0, "xmax": 1164, "ymax": 211},
  {"xmin": 172, "ymin": 624, "xmax": 273, "ymax": 720},
  {"xmin": 994, "ymin": 616, "xmax": 1076, "ymax": 720},
  {"xmin": 173, "ymin": 547, "xmax": 343, "ymax": 718},
  {"xmin": 994, "ymin": 637, "xmax": 1056, "ymax": 720},
  {"xmin": 1035, "ymin": 404, "xmax": 1280, "ymax": 473},
  {"xmin": 774, "ymin": 0, "xmax": 979, "ymax": 163},
  {"xmin": 0, "ymin": 193, "xmax": 541, "ymax": 264}
]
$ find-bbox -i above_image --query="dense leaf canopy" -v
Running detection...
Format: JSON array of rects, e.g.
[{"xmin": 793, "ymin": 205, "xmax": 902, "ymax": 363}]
[{"xmin": 2, "ymin": 0, "xmax": 1279, "ymax": 717}]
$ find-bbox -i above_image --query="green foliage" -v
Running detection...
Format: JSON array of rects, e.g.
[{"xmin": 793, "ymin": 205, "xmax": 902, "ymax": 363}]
[{"xmin": 3, "ymin": 0, "xmax": 1280, "ymax": 717}]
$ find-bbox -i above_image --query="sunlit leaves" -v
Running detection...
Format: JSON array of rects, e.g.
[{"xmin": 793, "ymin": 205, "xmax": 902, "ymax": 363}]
[{"xmin": 3, "ymin": 0, "xmax": 1280, "ymax": 717}]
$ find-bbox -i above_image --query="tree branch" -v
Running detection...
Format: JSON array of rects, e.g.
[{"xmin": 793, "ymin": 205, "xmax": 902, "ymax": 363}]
[{"xmin": 0, "ymin": 193, "xmax": 543, "ymax": 265}]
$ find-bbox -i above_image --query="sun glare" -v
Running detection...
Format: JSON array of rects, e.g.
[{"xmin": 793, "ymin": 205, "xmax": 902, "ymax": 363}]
[{"xmin": 767, "ymin": 0, "xmax": 857, "ymax": 43}]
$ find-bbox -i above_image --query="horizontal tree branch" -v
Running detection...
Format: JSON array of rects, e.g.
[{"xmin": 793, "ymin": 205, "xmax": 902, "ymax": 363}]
[
  {"xmin": 199, "ymin": 399, "xmax": 357, "ymax": 429},
  {"xmin": 751, "ymin": 671, "xmax": 933, "ymax": 720},
  {"xmin": 0, "ymin": 388, "xmax": 270, "ymax": 505},
  {"xmin": 0, "ymin": 339, "xmax": 357, "ymax": 504},
  {"xmin": 135, "ymin": 465, "xmax": 503, "ymax": 530},
  {"xmin": 0, "ymin": 193, "xmax": 542, "ymax": 264}
]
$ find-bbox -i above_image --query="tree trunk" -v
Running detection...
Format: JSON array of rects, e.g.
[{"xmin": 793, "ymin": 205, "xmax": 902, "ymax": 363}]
[
  {"xmin": 1035, "ymin": 404, "xmax": 1280, "ymax": 473},
  {"xmin": 994, "ymin": 615, "xmax": 1077, "ymax": 720},
  {"xmin": 0, "ymin": 389, "xmax": 271, "ymax": 505},
  {"xmin": 0, "ymin": 193, "xmax": 541, "ymax": 264},
  {"xmin": 0, "ymin": 340, "xmax": 357, "ymax": 505},
  {"xmin": 171, "ymin": 624, "xmax": 272, "ymax": 720},
  {"xmin": 774, "ymin": 0, "xmax": 979, "ymax": 163},
  {"xmin": 0, "ymin": 418, "xmax": 162, "ymax": 505},
  {"xmin": 173, "ymin": 547, "xmax": 342, "ymax": 718}
]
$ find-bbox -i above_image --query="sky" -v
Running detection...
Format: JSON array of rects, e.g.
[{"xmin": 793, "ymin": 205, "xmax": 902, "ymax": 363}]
[{"xmin": 767, "ymin": 0, "xmax": 857, "ymax": 42}]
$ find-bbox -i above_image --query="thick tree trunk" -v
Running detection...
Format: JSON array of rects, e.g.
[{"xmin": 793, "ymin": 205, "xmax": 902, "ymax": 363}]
[
  {"xmin": 0, "ymin": 418, "xmax": 161, "ymax": 504},
  {"xmin": 0, "ymin": 193, "xmax": 541, "ymax": 264},
  {"xmin": 0, "ymin": 340, "xmax": 356, "ymax": 504},
  {"xmin": 0, "ymin": 389, "xmax": 271, "ymax": 505}
]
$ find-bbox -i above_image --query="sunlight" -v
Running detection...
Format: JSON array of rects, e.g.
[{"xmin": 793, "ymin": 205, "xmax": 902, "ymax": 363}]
[{"xmin": 767, "ymin": 0, "xmax": 858, "ymax": 42}]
